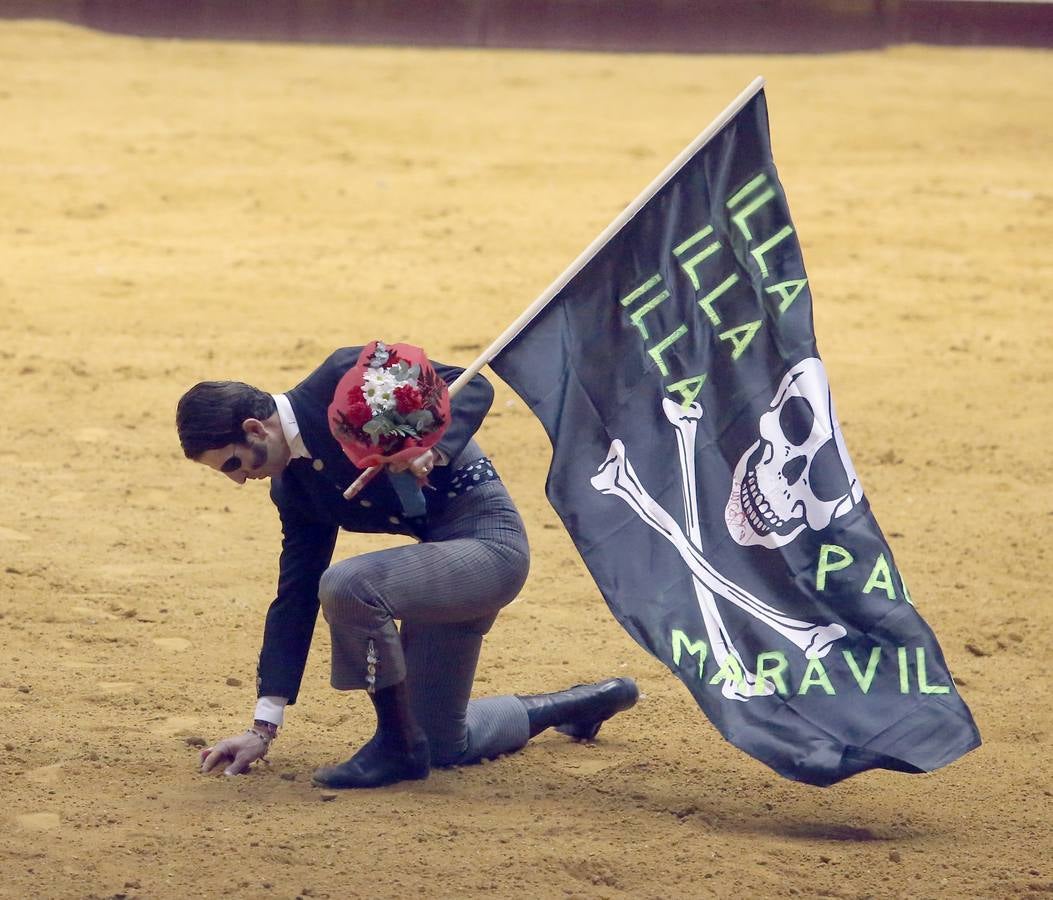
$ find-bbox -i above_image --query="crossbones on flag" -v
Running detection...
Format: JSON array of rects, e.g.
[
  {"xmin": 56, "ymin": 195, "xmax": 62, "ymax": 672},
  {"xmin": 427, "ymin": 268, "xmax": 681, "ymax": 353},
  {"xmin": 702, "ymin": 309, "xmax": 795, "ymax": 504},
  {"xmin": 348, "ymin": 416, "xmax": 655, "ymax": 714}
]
[{"xmin": 489, "ymin": 81, "xmax": 980, "ymax": 786}]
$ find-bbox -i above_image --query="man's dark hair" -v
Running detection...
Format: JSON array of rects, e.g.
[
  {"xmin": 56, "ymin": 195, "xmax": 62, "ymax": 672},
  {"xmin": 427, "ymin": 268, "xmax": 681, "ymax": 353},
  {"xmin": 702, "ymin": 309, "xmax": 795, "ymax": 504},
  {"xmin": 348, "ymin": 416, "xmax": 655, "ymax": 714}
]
[{"xmin": 176, "ymin": 381, "xmax": 277, "ymax": 459}]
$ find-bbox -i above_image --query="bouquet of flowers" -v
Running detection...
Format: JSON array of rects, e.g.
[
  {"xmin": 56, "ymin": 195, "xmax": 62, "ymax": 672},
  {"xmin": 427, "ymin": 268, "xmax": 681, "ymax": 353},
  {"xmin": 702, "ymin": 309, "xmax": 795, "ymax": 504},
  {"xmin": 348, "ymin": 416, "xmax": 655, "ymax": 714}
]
[{"xmin": 328, "ymin": 341, "xmax": 451, "ymax": 470}]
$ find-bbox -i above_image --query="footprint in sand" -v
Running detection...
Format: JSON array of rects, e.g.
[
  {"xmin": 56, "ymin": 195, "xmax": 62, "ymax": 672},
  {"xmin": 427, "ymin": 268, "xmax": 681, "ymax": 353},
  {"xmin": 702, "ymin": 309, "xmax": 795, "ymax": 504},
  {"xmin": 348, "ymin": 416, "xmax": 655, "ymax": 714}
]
[
  {"xmin": 152, "ymin": 637, "xmax": 191, "ymax": 652},
  {"xmin": 72, "ymin": 606, "xmax": 118, "ymax": 620},
  {"xmin": 25, "ymin": 763, "xmax": 63, "ymax": 785},
  {"xmin": 49, "ymin": 491, "xmax": 86, "ymax": 504},
  {"xmin": 74, "ymin": 426, "xmax": 110, "ymax": 444},
  {"xmin": 93, "ymin": 563, "xmax": 146, "ymax": 580},
  {"xmin": 151, "ymin": 715, "xmax": 199, "ymax": 736},
  {"xmin": 15, "ymin": 812, "xmax": 60, "ymax": 831},
  {"xmin": 97, "ymin": 681, "xmax": 138, "ymax": 694},
  {"xmin": 56, "ymin": 656, "xmax": 103, "ymax": 669}
]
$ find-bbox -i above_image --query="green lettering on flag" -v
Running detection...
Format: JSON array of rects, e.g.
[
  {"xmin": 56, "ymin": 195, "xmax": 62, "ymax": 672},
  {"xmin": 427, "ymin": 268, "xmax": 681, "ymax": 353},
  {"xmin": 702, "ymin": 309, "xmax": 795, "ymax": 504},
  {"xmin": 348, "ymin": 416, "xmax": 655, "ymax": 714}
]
[
  {"xmin": 718, "ymin": 320, "xmax": 763, "ymax": 360},
  {"xmin": 843, "ymin": 647, "xmax": 882, "ymax": 694},
  {"xmin": 817, "ymin": 544, "xmax": 854, "ymax": 591},
  {"xmin": 666, "ymin": 374, "xmax": 708, "ymax": 408},
  {"xmin": 751, "ymin": 225, "xmax": 794, "ymax": 278},
  {"xmin": 627, "ymin": 289, "xmax": 671, "ymax": 341},
  {"xmin": 755, "ymin": 650, "xmax": 790, "ymax": 696},
  {"xmin": 648, "ymin": 325, "xmax": 688, "ymax": 376},
  {"xmin": 708, "ymin": 652, "xmax": 748, "ymax": 693},
  {"xmin": 916, "ymin": 648, "xmax": 950, "ymax": 694},
  {"xmin": 697, "ymin": 273, "xmax": 740, "ymax": 326},
  {"xmin": 673, "ymin": 226, "xmax": 721, "ymax": 292},
  {"xmin": 766, "ymin": 278, "xmax": 808, "ymax": 313},
  {"xmin": 863, "ymin": 553, "xmax": 897, "ymax": 600},
  {"xmin": 620, "ymin": 273, "xmax": 662, "ymax": 307},
  {"xmin": 727, "ymin": 173, "xmax": 775, "ymax": 241},
  {"xmin": 671, "ymin": 629, "xmax": 708, "ymax": 674},
  {"xmin": 798, "ymin": 657, "xmax": 836, "ymax": 695}
]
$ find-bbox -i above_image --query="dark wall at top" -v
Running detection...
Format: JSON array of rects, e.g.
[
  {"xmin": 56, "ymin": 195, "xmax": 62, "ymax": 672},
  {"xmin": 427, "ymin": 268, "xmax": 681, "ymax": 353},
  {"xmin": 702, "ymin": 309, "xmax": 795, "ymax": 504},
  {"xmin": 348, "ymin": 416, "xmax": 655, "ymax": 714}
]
[{"xmin": 2, "ymin": 0, "xmax": 1050, "ymax": 52}]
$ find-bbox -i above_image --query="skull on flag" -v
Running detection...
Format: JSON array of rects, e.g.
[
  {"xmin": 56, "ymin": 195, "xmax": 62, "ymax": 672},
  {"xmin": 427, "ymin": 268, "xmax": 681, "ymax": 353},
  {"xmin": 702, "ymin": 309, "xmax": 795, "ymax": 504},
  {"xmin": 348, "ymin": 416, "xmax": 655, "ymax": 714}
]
[{"xmin": 724, "ymin": 358, "xmax": 864, "ymax": 549}]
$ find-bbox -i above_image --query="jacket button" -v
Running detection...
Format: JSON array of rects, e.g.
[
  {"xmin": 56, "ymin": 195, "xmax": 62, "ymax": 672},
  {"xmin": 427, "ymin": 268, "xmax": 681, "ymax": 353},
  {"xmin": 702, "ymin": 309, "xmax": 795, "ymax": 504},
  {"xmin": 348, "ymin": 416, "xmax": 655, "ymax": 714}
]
[{"xmin": 312, "ymin": 459, "xmax": 324, "ymax": 471}]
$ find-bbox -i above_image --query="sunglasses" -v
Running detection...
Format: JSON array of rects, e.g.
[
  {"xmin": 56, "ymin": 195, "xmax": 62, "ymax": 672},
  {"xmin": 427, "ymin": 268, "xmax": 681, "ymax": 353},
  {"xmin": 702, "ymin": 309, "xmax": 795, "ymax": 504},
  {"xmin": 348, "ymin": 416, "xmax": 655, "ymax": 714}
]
[{"xmin": 219, "ymin": 446, "xmax": 244, "ymax": 474}]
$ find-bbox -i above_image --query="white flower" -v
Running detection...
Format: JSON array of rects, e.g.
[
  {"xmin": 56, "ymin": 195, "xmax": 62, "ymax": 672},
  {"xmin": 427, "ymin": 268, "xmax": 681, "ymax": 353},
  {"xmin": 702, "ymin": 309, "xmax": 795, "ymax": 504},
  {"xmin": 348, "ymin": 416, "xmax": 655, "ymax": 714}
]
[{"xmin": 361, "ymin": 368, "xmax": 400, "ymax": 412}]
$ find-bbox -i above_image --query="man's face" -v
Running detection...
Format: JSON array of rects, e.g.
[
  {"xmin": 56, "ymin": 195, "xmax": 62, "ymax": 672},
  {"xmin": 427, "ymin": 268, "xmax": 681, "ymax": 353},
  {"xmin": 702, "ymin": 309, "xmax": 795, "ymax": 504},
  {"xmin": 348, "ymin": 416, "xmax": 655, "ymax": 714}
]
[{"xmin": 197, "ymin": 433, "xmax": 287, "ymax": 484}]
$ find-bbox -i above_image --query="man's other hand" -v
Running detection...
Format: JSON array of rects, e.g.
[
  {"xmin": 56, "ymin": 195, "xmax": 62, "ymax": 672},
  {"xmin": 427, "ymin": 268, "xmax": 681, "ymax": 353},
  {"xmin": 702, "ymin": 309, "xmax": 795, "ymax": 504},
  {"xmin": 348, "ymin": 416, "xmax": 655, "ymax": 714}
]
[
  {"xmin": 199, "ymin": 731, "xmax": 268, "ymax": 776},
  {"xmin": 387, "ymin": 449, "xmax": 436, "ymax": 479}
]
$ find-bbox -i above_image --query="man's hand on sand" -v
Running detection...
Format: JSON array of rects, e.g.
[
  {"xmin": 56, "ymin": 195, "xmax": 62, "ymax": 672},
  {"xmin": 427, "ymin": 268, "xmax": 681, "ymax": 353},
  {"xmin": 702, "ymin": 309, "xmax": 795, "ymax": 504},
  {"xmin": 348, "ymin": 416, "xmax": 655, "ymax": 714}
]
[{"xmin": 199, "ymin": 731, "xmax": 268, "ymax": 776}]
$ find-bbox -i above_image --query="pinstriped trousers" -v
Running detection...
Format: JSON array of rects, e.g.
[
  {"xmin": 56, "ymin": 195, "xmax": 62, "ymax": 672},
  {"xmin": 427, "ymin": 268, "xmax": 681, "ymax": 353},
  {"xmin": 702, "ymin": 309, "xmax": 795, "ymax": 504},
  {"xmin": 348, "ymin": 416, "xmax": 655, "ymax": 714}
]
[{"xmin": 317, "ymin": 479, "xmax": 532, "ymax": 766}]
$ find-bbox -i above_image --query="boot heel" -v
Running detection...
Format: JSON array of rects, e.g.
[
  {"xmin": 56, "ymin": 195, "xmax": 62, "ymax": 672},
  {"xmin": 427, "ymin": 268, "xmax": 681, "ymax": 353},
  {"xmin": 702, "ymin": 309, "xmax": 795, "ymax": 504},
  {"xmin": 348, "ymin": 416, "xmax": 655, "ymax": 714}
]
[
  {"xmin": 312, "ymin": 735, "xmax": 430, "ymax": 789},
  {"xmin": 520, "ymin": 677, "xmax": 639, "ymax": 741},
  {"xmin": 557, "ymin": 678, "xmax": 639, "ymax": 741}
]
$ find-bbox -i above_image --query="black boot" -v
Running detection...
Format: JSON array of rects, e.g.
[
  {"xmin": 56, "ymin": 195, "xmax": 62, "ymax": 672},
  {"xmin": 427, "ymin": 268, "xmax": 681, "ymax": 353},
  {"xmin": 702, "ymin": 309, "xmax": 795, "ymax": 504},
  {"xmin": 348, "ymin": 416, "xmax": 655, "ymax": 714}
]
[
  {"xmin": 518, "ymin": 677, "xmax": 639, "ymax": 741},
  {"xmin": 312, "ymin": 681, "xmax": 430, "ymax": 789}
]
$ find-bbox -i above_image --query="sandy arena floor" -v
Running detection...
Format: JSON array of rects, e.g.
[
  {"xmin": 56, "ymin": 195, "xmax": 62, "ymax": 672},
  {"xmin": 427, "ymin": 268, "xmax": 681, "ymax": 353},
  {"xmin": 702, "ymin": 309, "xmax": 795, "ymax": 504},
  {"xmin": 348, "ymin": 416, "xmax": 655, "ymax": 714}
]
[{"xmin": 0, "ymin": 20, "xmax": 1050, "ymax": 900}]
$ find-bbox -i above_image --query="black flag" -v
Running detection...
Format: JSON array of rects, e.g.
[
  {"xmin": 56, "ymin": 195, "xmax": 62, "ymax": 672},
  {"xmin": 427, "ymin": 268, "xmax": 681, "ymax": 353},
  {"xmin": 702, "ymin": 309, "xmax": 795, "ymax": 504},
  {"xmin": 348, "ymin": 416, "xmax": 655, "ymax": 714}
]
[{"xmin": 489, "ymin": 84, "xmax": 979, "ymax": 786}]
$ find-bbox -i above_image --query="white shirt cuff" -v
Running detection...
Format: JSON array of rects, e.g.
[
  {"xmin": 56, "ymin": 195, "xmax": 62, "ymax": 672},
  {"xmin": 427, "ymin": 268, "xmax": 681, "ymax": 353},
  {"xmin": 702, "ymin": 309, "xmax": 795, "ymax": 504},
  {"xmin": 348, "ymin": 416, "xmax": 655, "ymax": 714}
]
[{"xmin": 254, "ymin": 696, "xmax": 288, "ymax": 726}]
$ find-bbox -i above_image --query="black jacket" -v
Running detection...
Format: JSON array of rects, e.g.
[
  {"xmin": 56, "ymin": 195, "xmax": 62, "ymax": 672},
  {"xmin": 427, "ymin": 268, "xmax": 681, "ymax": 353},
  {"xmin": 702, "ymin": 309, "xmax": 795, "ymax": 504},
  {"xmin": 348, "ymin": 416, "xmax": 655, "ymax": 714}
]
[{"xmin": 256, "ymin": 347, "xmax": 495, "ymax": 702}]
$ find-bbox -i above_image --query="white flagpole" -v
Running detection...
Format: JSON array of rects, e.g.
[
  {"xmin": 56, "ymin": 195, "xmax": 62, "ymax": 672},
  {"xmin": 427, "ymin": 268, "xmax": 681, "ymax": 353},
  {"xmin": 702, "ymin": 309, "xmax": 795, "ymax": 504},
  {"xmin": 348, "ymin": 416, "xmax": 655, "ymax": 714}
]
[
  {"xmin": 344, "ymin": 75, "xmax": 765, "ymax": 500},
  {"xmin": 447, "ymin": 74, "xmax": 766, "ymax": 395}
]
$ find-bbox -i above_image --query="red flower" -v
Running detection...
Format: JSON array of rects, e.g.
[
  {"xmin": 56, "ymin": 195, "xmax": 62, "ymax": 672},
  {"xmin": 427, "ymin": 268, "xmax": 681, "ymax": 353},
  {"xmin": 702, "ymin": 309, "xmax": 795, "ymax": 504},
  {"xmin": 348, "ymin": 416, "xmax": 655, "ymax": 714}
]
[
  {"xmin": 344, "ymin": 398, "xmax": 373, "ymax": 429},
  {"xmin": 394, "ymin": 384, "xmax": 424, "ymax": 414}
]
